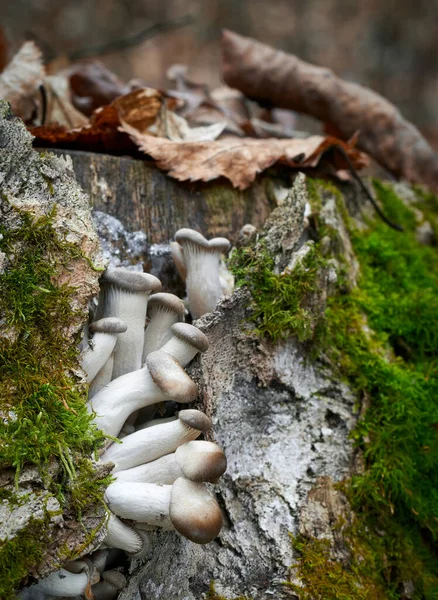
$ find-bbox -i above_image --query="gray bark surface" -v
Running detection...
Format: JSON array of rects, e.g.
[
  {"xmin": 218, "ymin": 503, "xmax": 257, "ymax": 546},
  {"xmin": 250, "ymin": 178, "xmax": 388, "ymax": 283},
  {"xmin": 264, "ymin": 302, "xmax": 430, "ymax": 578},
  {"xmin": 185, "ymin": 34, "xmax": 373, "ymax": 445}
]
[{"xmin": 119, "ymin": 175, "xmax": 359, "ymax": 600}]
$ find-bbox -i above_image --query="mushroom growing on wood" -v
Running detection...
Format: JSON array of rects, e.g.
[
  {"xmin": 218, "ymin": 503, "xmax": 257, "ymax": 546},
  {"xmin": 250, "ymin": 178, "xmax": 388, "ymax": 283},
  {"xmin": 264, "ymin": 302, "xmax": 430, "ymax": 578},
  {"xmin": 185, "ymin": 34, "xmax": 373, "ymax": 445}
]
[
  {"xmin": 174, "ymin": 228, "xmax": 230, "ymax": 318},
  {"xmin": 106, "ymin": 477, "xmax": 222, "ymax": 544},
  {"xmin": 92, "ymin": 570, "xmax": 127, "ymax": 600},
  {"xmin": 102, "ymin": 513, "xmax": 149, "ymax": 556},
  {"xmin": 114, "ymin": 440, "xmax": 226, "ymax": 484},
  {"xmin": 100, "ymin": 409, "xmax": 212, "ymax": 471},
  {"xmin": 142, "ymin": 292, "xmax": 185, "ymax": 363},
  {"xmin": 97, "ymin": 267, "xmax": 161, "ymax": 379},
  {"xmin": 90, "ymin": 350, "xmax": 200, "ymax": 438},
  {"xmin": 81, "ymin": 317, "xmax": 127, "ymax": 383},
  {"xmin": 159, "ymin": 322, "xmax": 209, "ymax": 365},
  {"xmin": 19, "ymin": 568, "xmax": 89, "ymax": 598}
]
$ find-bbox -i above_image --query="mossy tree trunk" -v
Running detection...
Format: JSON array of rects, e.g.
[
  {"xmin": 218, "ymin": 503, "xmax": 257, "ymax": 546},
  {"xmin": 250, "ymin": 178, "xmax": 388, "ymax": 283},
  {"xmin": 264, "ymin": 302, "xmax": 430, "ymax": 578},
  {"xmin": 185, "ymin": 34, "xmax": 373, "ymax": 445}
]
[{"xmin": 2, "ymin": 104, "xmax": 438, "ymax": 600}]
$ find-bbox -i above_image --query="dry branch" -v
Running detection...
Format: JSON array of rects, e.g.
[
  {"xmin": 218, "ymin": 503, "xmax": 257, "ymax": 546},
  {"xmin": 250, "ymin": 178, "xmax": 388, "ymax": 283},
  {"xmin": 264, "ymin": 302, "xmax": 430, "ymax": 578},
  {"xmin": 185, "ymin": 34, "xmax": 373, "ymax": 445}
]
[{"xmin": 221, "ymin": 30, "xmax": 438, "ymax": 192}]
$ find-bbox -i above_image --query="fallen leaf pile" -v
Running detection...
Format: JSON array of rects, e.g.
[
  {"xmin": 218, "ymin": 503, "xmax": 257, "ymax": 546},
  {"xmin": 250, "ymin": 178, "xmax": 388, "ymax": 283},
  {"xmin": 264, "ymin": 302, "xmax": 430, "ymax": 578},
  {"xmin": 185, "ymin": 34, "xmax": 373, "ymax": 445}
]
[{"xmin": 0, "ymin": 39, "xmax": 370, "ymax": 190}]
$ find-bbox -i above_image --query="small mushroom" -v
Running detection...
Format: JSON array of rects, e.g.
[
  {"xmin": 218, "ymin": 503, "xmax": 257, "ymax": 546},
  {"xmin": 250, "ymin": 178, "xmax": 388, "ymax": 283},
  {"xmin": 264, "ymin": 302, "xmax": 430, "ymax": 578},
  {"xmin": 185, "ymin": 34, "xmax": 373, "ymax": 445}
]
[
  {"xmin": 102, "ymin": 513, "xmax": 150, "ymax": 557},
  {"xmin": 174, "ymin": 228, "xmax": 230, "ymax": 318},
  {"xmin": 159, "ymin": 322, "xmax": 209, "ymax": 366},
  {"xmin": 92, "ymin": 570, "xmax": 127, "ymax": 600},
  {"xmin": 81, "ymin": 318, "xmax": 127, "ymax": 383},
  {"xmin": 170, "ymin": 477, "xmax": 223, "ymax": 544},
  {"xmin": 106, "ymin": 477, "xmax": 222, "ymax": 544},
  {"xmin": 90, "ymin": 351, "xmax": 199, "ymax": 438},
  {"xmin": 88, "ymin": 354, "xmax": 114, "ymax": 400},
  {"xmin": 24, "ymin": 568, "xmax": 89, "ymax": 598},
  {"xmin": 100, "ymin": 409, "xmax": 211, "ymax": 472},
  {"xmin": 142, "ymin": 293, "xmax": 185, "ymax": 363},
  {"xmin": 98, "ymin": 267, "xmax": 161, "ymax": 379},
  {"xmin": 114, "ymin": 440, "xmax": 226, "ymax": 484}
]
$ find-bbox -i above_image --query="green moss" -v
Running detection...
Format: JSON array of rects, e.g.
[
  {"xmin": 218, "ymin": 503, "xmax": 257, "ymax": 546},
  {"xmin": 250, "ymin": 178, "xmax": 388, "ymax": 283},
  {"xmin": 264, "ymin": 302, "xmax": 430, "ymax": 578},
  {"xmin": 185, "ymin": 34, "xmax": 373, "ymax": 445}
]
[
  {"xmin": 315, "ymin": 180, "xmax": 438, "ymax": 597},
  {"xmin": 206, "ymin": 581, "xmax": 252, "ymax": 600},
  {"xmin": 0, "ymin": 514, "xmax": 51, "ymax": 600},
  {"xmin": 228, "ymin": 242, "xmax": 327, "ymax": 342},
  {"xmin": 230, "ymin": 177, "xmax": 438, "ymax": 597},
  {"xmin": 0, "ymin": 204, "xmax": 107, "ymax": 595}
]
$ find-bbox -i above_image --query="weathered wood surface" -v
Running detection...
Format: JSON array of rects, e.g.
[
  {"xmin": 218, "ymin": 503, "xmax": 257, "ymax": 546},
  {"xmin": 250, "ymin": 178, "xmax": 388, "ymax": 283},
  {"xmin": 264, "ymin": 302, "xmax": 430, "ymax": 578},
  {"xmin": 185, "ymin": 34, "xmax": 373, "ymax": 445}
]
[{"xmin": 43, "ymin": 149, "xmax": 276, "ymax": 243}]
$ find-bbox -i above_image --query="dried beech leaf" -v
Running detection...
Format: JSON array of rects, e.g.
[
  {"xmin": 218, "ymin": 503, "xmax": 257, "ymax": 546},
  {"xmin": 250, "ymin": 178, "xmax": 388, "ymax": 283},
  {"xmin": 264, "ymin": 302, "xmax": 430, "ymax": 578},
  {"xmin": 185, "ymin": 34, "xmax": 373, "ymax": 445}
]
[
  {"xmin": 112, "ymin": 88, "xmax": 163, "ymax": 133},
  {"xmin": 44, "ymin": 75, "xmax": 89, "ymax": 128},
  {"xmin": 221, "ymin": 29, "xmax": 438, "ymax": 192},
  {"xmin": 122, "ymin": 124, "xmax": 366, "ymax": 190},
  {"xmin": 67, "ymin": 59, "xmax": 128, "ymax": 116},
  {"xmin": 0, "ymin": 41, "xmax": 44, "ymax": 120}
]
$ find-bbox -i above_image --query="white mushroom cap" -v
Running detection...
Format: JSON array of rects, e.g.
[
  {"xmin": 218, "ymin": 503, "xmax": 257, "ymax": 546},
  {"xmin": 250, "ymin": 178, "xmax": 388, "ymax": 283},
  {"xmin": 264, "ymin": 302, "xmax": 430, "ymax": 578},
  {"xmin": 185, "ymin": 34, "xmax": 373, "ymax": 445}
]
[
  {"xmin": 174, "ymin": 228, "xmax": 231, "ymax": 318},
  {"xmin": 142, "ymin": 293, "xmax": 185, "ymax": 363},
  {"xmin": 160, "ymin": 322, "xmax": 209, "ymax": 366},
  {"xmin": 170, "ymin": 477, "xmax": 223, "ymax": 544},
  {"xmin": 100, "ymin": 409, "xmax": 211, "ymax": 472},
  {"xmin": 105, "ymin": 481, "xmax": 173, "ymax": 527},
  {"xmin": 81, "ymin": 318, "xmax": 127, "ymax": 383},
  {"xmin": 98, "ymin": 267, "xmax": 161, "ymax": 379}
]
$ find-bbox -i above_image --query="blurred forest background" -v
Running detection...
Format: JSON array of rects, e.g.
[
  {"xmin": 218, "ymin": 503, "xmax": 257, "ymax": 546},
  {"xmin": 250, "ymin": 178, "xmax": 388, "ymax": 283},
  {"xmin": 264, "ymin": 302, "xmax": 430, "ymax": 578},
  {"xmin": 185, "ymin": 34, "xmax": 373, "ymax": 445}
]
[{"xmin": 1, "ymin": 0, "xmax": 437, "ymax": 147}]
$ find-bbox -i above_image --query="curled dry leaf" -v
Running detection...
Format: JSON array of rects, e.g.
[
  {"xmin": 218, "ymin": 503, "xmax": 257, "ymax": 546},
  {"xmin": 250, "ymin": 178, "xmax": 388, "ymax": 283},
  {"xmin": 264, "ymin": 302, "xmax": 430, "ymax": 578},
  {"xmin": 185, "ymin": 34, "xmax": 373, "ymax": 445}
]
[
  {"xmin": 0, "ymin": 41, "xmax": 44, "ymax": 121},
  {"xmin": 221, "ymin": 29, "xmax": 438, "ymax": 192},
  {"xmin": 44, "ymin": 75, "xmax": 89, "ymax": 129},
  {"xmin": 66, "ymin": 59, "xmax": 129, "ymax": 116},
  {"xmin": 121, "ymin": 122, "xmax": 367, "ymax": 190}
]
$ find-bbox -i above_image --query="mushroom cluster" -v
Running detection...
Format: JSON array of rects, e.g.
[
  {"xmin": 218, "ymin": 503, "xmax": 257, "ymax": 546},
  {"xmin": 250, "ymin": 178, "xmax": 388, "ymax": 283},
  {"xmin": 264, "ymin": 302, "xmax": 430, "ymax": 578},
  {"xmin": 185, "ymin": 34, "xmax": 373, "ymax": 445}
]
[{"xmin": 20, "ymin": 229, "xmax": 232, "ymax": 600}]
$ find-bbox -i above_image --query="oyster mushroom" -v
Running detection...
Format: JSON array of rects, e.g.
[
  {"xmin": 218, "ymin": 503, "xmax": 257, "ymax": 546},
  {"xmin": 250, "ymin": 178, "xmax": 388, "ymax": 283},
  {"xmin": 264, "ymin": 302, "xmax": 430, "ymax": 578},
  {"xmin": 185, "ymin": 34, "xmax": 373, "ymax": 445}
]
[
  {"xmin": 174, "ymin": 228, "xmax": 230, "ymax": 318},
  {"xmin": 90, "ymin": 351, "xmax": 199, "ymax": 438},
  {"xmin": 159, "ymin": 322, "xmax": 209, "ymax": 365},
  {"xmin": 106, "ymin": 477, "xmax": 222, "ymax": 544},
  {"xmin": 142, "ymin": 292, "xmax": 185, "ymax": 363},
  {"xmin": 98, "ymin": 267, "xmax": 161, "ymax": 379},
  {"xmin": 102, "ymin": 513, "xmax": 150, "ymax": 558},
  {"xmin": 92, "ymin": 570, "xmax": 127, "ymax": 600},
  {"xmin": 81, "ymin": 318, "xmax": 127, "ymax": 383},
  {"xmin": 100, "ymin": 409, "xmax": 212, "ymax": 472},
  {"xmin": 114, "ymin": 440, "xmax": 226, "ymax": 484}
]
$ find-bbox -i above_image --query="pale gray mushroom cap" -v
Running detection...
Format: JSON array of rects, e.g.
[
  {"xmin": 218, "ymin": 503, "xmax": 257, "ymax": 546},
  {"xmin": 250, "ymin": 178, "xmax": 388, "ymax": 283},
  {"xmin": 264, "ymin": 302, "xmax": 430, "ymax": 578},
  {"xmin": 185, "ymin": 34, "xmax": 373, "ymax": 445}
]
[
  {"xmin": 92, "ymin": 570, "xmax": 127, "ymax": 600},
  {"xmin": 175, "ymin": 229, "xmax": 231, "ymax": 254},
  {"xmin": 100, "ymin": 268, "xmax": 161, "ymax": 294},
  {"xmin": 170, "ymin": 241, "xmax": 187, "ymax": 281},
  {"xmin": 179, "ymin": 409, "xmax": 212, "ymax": 432},
  {"xmin": 102, "ymin": 570, "xmax": 126, "ymax": 589},
  {"xmin": 170, "ymin": 478, "xmax": 223, "ymax": 544},
  {"xmin": 168, "ymin": 322, "xmax": 209, "ymax": 352},
  {"xmin": 147, "ymin": 293, "xmax": 185, "ymax": 319},
  {"xmin": 175, "ymin": 441, "xmax": 227, "ymax": 482},
  {"xmin": 146, "ymin": 351, "xmax": 198, "ymax": 403},
  {"xmin": 89, "ymin": 317, "xmax": 128, "ymax": 335}
]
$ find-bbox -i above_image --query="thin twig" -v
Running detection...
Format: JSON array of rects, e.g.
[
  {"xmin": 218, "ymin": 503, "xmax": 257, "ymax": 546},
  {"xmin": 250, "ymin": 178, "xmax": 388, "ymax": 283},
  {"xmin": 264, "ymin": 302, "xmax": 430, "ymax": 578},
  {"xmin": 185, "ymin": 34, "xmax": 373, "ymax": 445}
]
[{"xmin": 70, "ymin": 15, "xmax": 194, "ymax": 60}]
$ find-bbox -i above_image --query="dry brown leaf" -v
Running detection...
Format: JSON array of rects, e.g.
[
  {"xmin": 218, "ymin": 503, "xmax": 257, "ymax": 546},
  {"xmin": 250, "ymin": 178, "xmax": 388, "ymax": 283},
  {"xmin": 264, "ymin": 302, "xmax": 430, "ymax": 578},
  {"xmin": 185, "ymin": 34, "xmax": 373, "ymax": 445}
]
[
  {"xmin": 0, "ymin": 41, "xmax": 44, "ymax": 120},
  {"xmin": 121, "ymin": 123, "xmax": 367, "ymax": 190},
  {"xmin": 221, "ymin": 29, "xmax": 438, "ymax": 192},
  {"xmin": 44, "ymin": 75, "xmax": 89, "ymax": 128}
]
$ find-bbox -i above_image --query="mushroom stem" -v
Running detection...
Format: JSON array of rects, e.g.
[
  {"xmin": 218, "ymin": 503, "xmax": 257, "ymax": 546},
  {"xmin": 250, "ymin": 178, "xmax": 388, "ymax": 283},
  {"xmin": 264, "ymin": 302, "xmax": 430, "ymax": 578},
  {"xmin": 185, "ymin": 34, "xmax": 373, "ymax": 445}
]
[
  {"xmin": 105, "ymin": 481, "xmax": 173, "ymax": 527},
  {"xmin": 81, "ymin": 318, "xmax": 127, "ymax": 383},
  {"xmin": 141, "ymin": 293, "xmax": 185, "ymax": 364},
  {"xmin": 98, "ymin": 268, "xmax": 161, "ymax": 379},
  {"xmin": 100, "ymin": 409, "xmax": 211, "ymax": 472},
  {"xmin": 88, "ymin": 354, "xmax": 114, "ymax": 399},
  {"xmin": 89, "ymin": 352, "xmax": 198, "ymax": 438},
  {"xmin": 102, "ymin": 513, "xmax": 145, "ymax": 554},
  {"xmin": 114, "ymin": 440, "xmax": 226, "ymax": 484},
  {"xmin": 27, "ymin": 569, "xmax": 89, "ymax": 598}
]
